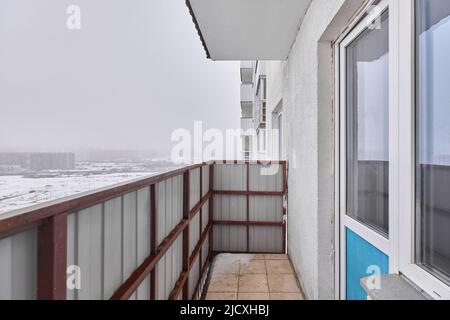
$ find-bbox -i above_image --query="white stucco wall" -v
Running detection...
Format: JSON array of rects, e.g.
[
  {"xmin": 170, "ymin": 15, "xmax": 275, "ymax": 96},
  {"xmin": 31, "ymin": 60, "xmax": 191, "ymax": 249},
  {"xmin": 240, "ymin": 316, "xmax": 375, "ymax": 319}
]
[
  {"xmin": 265, "ymin": 61, "xmax": 285, "ymax": 160},
  {"xmin": 268, "ymin": 0, "xmax": 366, "ymax": 299}
]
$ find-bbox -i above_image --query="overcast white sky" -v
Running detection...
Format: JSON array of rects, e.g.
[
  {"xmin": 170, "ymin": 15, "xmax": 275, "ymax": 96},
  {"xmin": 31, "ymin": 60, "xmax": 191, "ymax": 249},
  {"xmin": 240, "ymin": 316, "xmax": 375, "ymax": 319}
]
[{"xmin": 0, "ymin": 0, "xmax": 240, "ymax": 156}]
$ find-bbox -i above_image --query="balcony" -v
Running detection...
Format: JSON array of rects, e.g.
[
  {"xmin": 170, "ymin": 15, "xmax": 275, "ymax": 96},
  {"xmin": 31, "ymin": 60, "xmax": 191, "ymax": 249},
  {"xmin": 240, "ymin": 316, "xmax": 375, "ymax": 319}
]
[
  {"xmin": 241, "ymin": 84, "xmax": 253, "ymax": 104},
  {"xmin": 240, "ymin": 61, "xmax": 253, "ymax": 84},
  {"xmin": 0, "ymin": 161, "xmax": 295, "ymax": 300},
  {"xmin": 241, "ymin": 118, "xmax": 253, "ymax": 132},
  {"xmin": 186, "ymin": 0, "xmax": 311, "ymax": 60}
]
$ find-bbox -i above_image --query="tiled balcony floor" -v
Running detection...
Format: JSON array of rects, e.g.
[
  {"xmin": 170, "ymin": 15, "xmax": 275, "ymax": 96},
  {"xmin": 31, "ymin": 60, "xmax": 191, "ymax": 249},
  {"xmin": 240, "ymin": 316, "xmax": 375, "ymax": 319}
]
[{"xmin": 204, "ymin": 254, "xmax": 305, "ymax": 300}]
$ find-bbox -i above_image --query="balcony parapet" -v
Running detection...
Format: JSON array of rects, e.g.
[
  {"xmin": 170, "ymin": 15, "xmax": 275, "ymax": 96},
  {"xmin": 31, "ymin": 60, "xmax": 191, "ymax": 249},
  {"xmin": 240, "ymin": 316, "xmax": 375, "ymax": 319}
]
[{"xmin": 0, "ymin": 161, "xmax": 287, "ymax": 300}]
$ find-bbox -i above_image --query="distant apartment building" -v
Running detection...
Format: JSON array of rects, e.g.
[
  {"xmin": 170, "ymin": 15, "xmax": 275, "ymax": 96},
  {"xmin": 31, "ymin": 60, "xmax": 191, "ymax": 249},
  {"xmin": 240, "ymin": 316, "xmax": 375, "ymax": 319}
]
[
  {"xmin": 240, "ymin": 61, "xmax": 254, "ymax": 160},
  {"xmin": 0, "ymin": 165, "xmax": 22, "ymax": 174},
  {"xmin": 240, "ymin": 61, "xmax": 283, "ymax": 161},
  {"xmin": 0, "ymin": 152, "xmax": 75, "ymax": 171},
  {"xmin": 240, "ymin": 61, "xmax": 269, "ymax": 160}
]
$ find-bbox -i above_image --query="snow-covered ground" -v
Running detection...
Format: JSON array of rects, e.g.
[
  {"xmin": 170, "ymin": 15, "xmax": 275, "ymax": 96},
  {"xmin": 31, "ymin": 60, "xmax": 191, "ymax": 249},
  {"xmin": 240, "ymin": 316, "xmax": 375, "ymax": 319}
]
[{"xmin": 0, "ymin": 171, "xmax": 155, "ymax": 215}]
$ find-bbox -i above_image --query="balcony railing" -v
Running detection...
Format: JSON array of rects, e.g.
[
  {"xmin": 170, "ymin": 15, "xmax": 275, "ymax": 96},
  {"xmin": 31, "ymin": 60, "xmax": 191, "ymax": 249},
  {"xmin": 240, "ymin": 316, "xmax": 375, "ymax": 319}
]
[{"xmin": 0, "ymin": 161, "xmax": 287, "ymax": 300}]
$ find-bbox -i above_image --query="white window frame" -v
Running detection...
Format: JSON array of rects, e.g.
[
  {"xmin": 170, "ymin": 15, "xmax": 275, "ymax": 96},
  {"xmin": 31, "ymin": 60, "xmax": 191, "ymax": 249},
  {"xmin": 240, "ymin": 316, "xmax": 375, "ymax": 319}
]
[
  {"xmin": 334, "ymin": 0, "xmax": 450, "ymax": 300},
  {"xmin": 393, "ymin": 0, "xmax": 450, "ymax": 300},
  {"xmin": 337, "ymin": 0, "xmax": 392, "ymax": 300}
]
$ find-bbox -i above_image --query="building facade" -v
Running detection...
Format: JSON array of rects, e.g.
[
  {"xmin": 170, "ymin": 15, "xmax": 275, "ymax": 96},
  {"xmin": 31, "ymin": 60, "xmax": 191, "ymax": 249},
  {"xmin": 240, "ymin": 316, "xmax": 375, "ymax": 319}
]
[
  {"xmin": 240, "ymin": 61, "xmax": 284, "ymax": 161},
  {"xmin": 0, "ymin": 152, "xmax": 75, "ymax": 171},
  {"xmin": 188, "ymin": 0, "xmax": 450, "ymax": 300}
]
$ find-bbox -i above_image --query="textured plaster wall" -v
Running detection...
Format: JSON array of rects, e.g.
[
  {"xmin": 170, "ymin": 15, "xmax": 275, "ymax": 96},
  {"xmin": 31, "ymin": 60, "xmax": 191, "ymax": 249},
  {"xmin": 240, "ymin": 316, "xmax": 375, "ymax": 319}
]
[{"xmin": 273, "ymin": 0, "xmax": 365, "ymax": 299}]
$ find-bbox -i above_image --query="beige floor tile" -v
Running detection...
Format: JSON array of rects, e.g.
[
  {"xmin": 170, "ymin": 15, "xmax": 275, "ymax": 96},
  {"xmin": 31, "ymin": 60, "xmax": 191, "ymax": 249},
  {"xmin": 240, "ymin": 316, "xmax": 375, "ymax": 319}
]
[
  {"xmin": 212, "ymin": 261, "xmax": 240, "ymax": 275},
  {"xmin": 206, "ymin": 292, "xmax": 238, "ymax": 300},
  {"xmin": 240, "ymin": 260, "xmax": 266, "ymax": 275},
  {"xmin": 238, "ymin": 274, "xmax": 269, "ymax": 293},
  {"xmin": 267, "ymin": 274, "xmax": 301, "ymax": 293},
  {"xmin": 208, "ymin": 274, "xmax": 239, "ymax": 293},
  {"xmin": 212, "ymin": 255, "xmax": 240, "ymax": 275},
  {"xmin": 238, "ymin": 293, "xmax": 270, "ymax": 300},
  {"xmin": 265, "ymin": 260, "xmax": 294, "ymax": 274},
  {"xmin": 264, "ymin": 254, "xmax": 288, "ymax": 260},
  {"xmin": 249, "ymin": 254, "xmax": 265, "ymax": 260},
  {"xmin": 270, "ymin": 293, "xmax": 304, "ymax": 300}
]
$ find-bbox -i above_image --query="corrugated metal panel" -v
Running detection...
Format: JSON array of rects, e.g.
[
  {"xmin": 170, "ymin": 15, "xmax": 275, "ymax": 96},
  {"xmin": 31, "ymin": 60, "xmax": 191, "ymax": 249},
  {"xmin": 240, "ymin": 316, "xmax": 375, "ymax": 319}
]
[
  {"xmin": 171, "ymin": 236, "xmax": 182, "ymax": 296},
  {"xmin": 1, "ymin": 162, "xmax": 284, "ymax": 300},
  {"xmin": 67, "ymin": 212, "xmax": 76, "ymax": 300},
  {"xmin": 136, "ymin": 274, "xmax": 151, "ymax": 300},
  {"xmin": 103, "ymin": 197, "xmax": 123, "ymax": 299},
  {"xmin": 156, "ymin": 255, "xmax": 166, "ymax": 300},
  {"xmin": 136, "ymin": 187, "xmax": 151, "ymax": 299},
  {"xmin": 202, "ymin": 165, "xmax": 210, "ymax": 196},
  {"xmin": 202, "ymin": 202, "xmax": 209, "ymax": 233},
  {"xmin": 0, "ymin": 228, "xmax": 37, "ymax": 300},
  {"xmin": 213, "ymin": 195, "xmax": 246, "ymax": 221},
  {"xmin": 189, "ymin": 214, "xmax": 200, "ymax": 255},
  {"xmin": 213, "ymin": 225, "xmax": 247, "ymax": 252},
  {"xmin": 66, "ymin": 186, "xmax": 153, "ymax": 300},
  {"xmin": 249, "ymin": 196, "xmax": 283, "ymax": 222},
  {"xmin": 190, "ymin": 168, "xmax": 200, "ymax": 210},
  {"xmin": 68, "ymin": 204, "xmax": 103, "ymax": 300},
  {"xmin": 249, "ymin": 226, "xmax": 283, "ymax": 253},
  {"xmin": 249, "ymin": 164, "xmax": 283, "ymax": 192},
  {"xmin": 201, "ymin": 238, "xmax": 209, "ymax": 268},
  {"xmin": 156, "ymin": 235, "xmax": 182, "ymax": 300},
  {"xmin": 248, "ymin": 195, "xmax": 283, "ymax": 253},
  {"xmin": 157, "ymin": 175, "xmax": 183, "ymax": 244},
  {"xmin": 214, "ymin": 164, "xmax": 247, "ymax": 191},
  {"xmin": 189, "ymin": 256, "xmax": 200, "ymax": 298},
  {"xmin": 122, "ymin": 192, "xmax": 137, "ymax": 300},
  {"xmin": 213, "ymin": 163, "xmax": 285, "ymax": 254}
]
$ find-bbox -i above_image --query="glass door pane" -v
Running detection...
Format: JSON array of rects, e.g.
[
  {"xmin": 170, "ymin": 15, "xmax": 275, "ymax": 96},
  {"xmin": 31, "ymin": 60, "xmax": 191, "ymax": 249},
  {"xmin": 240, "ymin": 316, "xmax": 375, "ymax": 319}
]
[
  {"xmin": 346, "ymin": 12, "xmax": 390, "ymax": 236},
  {"xmin": 416, "ymin": 0, "xmax": 450, "ymax": 285}
]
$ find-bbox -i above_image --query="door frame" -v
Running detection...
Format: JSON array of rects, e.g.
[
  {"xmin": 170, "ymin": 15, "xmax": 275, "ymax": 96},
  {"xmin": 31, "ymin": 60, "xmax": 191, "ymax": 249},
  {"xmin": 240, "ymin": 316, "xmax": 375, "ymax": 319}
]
[
  {"xmin": 334, "ymin": 0, "xmax": 393, "ymax": 299},
  {"xmin": 334, "ymin": 0, "xmax": 450, "ymax": 300}
]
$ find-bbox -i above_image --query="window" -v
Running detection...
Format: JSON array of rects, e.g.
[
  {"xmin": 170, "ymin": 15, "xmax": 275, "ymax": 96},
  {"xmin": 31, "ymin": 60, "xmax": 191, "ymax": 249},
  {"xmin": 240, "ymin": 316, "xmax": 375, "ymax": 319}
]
[
  {"xmin": 262, "ymin": 102, "xmax": 266, "ymax": 123},
  {"xmin": 416, "ymin": 0, "xmax": 450, "ymax": 285},
  {"xmin": 345, "ymin": 11, "xmax": 390, "ymax": 236},
  {"xmin": 338, "ymin": 0, "xmax": 450, "ymax": 299}
]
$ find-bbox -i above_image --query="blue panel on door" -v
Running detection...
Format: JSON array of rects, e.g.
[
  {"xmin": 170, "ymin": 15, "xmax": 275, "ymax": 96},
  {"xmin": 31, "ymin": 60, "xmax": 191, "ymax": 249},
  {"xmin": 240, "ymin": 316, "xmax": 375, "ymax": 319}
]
[{"xmin": 346, "ymin": 228, "xmax": 389, "ymax": 300}]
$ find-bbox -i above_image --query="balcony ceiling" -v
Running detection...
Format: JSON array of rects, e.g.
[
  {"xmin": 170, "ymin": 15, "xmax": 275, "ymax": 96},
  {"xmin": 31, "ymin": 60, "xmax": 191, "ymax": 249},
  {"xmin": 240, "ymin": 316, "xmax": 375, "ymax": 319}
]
[{"xmin": 186, "ymin": 0, "xmax": 311, "ymax": 61}]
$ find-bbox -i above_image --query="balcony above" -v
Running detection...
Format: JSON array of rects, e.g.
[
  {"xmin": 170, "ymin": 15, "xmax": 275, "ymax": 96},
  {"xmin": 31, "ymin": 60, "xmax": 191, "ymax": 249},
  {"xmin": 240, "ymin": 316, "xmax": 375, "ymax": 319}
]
[
  {"xmin": 241, "ymin": 103, "xmax": 253, "ymax": 119},
  {"xmin": 240, "ymin": 61, "xmax": 253, "ymax": 84},
  {"xmin": 186, "ymin": 0, "xmax": 311, "ymax": 60},
  {"xmin": 241, "ymin": 84, "xmax": 253, "ymax": 103},
  {"xmin": 241, "ymin": 118, "xmax": 253, "ymax": 132}
]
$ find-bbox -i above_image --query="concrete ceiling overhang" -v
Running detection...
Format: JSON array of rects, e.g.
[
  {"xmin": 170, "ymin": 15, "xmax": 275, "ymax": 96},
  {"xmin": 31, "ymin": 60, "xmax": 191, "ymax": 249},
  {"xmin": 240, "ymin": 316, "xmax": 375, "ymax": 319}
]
[{"xmin": 186, "ymin": 0, "xmax": 311, "ymax": 61}]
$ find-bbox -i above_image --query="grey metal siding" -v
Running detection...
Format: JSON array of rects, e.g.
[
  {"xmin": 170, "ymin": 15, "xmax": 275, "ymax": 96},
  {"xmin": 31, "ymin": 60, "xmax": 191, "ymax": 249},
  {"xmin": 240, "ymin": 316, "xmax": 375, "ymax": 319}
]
[
  {"xmin": 214, "ymin": 164, "xmax": 247, "ymax": 191},
  {"xmin": 212, "ymin": 163, "xmax": 285, "ymax": 254},
  {"xmin": 213, "ymin": 195, "xmax": 246, "ymax": 221},
  {"xmin": 1, "ymin": 162, "xmax": 284, "ymax": 300},
  {"xmin": 66, "ymin": 186, "xmax": 153, "ymax": 300},
  {"xmin": 190, "ymin": 168, "xmax": 201, "ymax": 210},
  {"xmin": 249, "ymin": 164, "xmax": 283, "ymax": 192},
  {"xmin": 213, "ymin": 225, "xmax": 247, "ymax": 252},
  {"xmin": 0, "ymin": 228, "xmax": 37, "ymax": 300}
]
